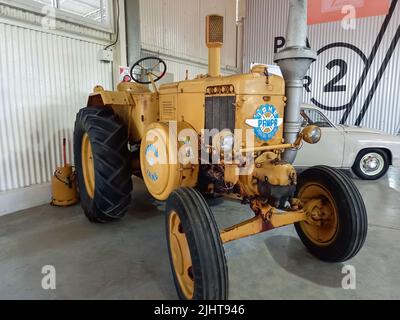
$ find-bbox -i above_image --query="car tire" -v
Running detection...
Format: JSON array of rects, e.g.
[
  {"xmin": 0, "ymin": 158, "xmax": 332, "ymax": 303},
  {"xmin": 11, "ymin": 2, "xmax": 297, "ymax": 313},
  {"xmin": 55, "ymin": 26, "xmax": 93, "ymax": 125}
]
[{"xmin": 352, "ymin": 149, "xmax": 389, "ymax": 180}]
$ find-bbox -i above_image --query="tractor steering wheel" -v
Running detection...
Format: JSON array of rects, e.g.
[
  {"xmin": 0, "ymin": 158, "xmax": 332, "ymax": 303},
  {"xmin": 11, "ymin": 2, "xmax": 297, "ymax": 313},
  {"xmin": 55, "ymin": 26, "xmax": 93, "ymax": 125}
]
[{"xmin": 130, "ymin": 57, "xmax": 167, "ymax": 84}]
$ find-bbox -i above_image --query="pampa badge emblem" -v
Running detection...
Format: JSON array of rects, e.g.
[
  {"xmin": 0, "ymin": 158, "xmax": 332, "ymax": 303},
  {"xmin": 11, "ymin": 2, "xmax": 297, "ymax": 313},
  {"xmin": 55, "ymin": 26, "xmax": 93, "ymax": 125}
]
[{"xmin": 246, "ymin": 104, "xmax": 283, "ymax": 141}]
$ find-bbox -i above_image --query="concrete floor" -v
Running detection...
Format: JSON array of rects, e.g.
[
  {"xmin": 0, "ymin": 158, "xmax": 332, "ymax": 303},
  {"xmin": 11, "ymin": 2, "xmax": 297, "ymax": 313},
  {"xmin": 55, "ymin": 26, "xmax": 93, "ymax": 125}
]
[{"xmin": 1, "ymin": 168, "xmax": 399, "ymax": 300}]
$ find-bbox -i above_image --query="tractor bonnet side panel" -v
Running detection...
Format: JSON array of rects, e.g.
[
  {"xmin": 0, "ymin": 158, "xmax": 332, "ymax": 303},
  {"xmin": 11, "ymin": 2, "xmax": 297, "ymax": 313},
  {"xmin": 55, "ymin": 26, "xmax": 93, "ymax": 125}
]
[{"xmin": 131, "ymin": 93, "xmax": 159, "ymax": 142}]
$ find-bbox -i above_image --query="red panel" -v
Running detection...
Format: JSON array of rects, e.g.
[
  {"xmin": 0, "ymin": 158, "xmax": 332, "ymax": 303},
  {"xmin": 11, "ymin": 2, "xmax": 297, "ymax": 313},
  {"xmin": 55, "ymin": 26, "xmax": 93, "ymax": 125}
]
[{"xmin": 308, "ymin": 0, "xmax": 391, "ymax": 25}]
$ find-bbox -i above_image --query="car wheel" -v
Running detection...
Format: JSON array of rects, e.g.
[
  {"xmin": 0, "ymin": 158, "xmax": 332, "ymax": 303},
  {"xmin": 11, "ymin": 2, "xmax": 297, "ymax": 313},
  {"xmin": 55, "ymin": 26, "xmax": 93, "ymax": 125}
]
[{"xmin": 352, "ymin": 149, "xmax": 389, "ymax": 180}]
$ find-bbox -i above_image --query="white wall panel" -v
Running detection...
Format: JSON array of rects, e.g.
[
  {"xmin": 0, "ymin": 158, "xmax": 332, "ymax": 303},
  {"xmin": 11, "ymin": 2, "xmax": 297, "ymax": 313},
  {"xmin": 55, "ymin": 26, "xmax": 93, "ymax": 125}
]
[
  {"xmin": 0, "ymin": 9, "xmax": 113, "ymax": 193},
  {"xmin": 244, "ymin": 0, "xmax": 400, "ymax": 135},
  {"xmin": 140, "ymin": 0, "xmax": 238, "ymax": 79},
  {"xmin": 160, "ymin": 57, "xmax": 208, "ymax": 82},
  {"xmin": 142, "ymin": 50, "xmax": 233, "ymax": 82}
]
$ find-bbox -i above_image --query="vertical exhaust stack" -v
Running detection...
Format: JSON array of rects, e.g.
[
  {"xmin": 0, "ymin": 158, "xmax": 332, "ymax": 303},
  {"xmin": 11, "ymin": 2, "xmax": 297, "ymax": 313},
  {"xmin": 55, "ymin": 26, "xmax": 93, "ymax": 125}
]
[
  {"xmin": 274, "ymin": 0, "xmax": 317, "ymax": 163},
  {"xmin": 206, "ymin": 15, "xmax": 224, "ymax": 77}
]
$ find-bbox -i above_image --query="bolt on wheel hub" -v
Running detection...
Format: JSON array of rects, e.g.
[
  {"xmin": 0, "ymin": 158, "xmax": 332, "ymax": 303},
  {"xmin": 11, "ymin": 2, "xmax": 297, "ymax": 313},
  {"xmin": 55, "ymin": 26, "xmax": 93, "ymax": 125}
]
[{"xmin": 299, "ymin": 183, "xmax": 339, "ymax": 246}]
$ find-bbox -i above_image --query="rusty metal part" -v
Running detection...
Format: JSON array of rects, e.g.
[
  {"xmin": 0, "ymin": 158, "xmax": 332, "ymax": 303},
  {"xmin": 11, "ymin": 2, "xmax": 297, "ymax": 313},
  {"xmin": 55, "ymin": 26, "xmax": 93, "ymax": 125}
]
[
  {"xmin": 220, "ymin": 200, "xmax": 307, "ymax": 244},
  {"xmin": 240, "ymin": 143, "xmax": 296, "ymax": 154},
  {"xmin": 238, "ymin": 125, "xmax": 318, "ymax": 154},
  {"xmin": 220, "ymin": 191, "xmax": 341, "ymax": 244},
  {"xmin": 220, "ymin": 215, "xmax": 274, "ymax": 244},
  {"xmin": 197, "ymin": 162, "xmax": 240, "ymax": 196},
  {"xmin": 252, "ymin": 158, "xmax": 297, "ymax": 186},
  {"xmin": 254, "ymin": 151, "xmax": 278, "ymax": 163},
  {"xmin": 224, "ymin": 164, "xmax": 239, "ymax": 186},
  {"xmin": 296, "ymin": 183, "xmax": 339, "ymax": 245},
  {"xmin": 238, "ymin": 154, "xmax": 297, "ymax": 205}
]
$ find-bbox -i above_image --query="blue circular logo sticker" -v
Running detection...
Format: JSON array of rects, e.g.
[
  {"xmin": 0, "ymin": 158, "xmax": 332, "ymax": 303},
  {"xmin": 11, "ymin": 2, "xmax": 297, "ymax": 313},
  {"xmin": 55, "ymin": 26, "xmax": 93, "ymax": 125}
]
[{"xmin": 245, "ymin": 104, "xmax": 283, "ymax": 141}]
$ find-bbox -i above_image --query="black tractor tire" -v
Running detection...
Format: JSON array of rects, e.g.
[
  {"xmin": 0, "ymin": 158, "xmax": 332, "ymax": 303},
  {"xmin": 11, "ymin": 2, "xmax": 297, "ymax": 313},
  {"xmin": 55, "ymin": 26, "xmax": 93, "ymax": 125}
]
[
  {"xmin": 352, "ymin": 149, "xmax": 389, "ymax": 180},
  {"xmin": 295, "ymin": 166, "xmax": 368, "ymax": 262},
  {"xmin": 166, "ymin": 188, "xmax": 228, "ymax": 300},
  {"xmin": 74, "ymin": 106, "xmax": 132, "ymax": 223}
]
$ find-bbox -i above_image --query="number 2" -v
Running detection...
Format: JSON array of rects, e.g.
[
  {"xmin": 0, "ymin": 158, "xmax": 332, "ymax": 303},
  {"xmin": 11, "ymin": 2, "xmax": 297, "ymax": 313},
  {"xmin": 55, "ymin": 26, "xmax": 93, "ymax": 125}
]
[{"xmin": 324, "ymin": 59, "xmax": 348, "ymax": 92}]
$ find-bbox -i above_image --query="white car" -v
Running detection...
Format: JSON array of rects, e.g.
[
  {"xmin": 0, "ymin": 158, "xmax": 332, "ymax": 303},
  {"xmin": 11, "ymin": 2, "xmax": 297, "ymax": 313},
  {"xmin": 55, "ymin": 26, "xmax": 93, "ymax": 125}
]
[{"xmin": 294, "ymin": 105, "xmax": 400, "ymax": 180}]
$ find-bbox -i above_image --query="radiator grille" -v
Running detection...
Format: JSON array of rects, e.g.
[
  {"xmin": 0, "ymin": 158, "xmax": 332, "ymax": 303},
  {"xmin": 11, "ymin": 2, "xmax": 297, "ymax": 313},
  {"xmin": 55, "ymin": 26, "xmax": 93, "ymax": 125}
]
[{"xmin": 205, "ymin": 96, "xmax": 235, "ymax": 132}]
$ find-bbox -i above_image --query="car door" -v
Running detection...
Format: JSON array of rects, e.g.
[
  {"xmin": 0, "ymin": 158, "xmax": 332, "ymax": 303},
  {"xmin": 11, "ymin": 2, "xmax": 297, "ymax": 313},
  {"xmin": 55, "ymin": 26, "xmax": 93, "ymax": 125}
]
[{"xmin": 294, "ymin": 108, "xmax": 345, "ymax": 168}]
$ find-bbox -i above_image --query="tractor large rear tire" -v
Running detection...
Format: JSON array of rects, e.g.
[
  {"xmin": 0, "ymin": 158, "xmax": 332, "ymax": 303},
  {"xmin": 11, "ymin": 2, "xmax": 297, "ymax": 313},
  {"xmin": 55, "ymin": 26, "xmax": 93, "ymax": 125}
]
[
  {"xmin": 74, "ymin": 106, "xmax": 132, "ymax": 223},
  {"xmin": 295, "ymin": 166, "xmax": 367, "ymax": 262},
  {"xmin": 166, "ymin": 188, "xmax": 228, "ymax": 300}
]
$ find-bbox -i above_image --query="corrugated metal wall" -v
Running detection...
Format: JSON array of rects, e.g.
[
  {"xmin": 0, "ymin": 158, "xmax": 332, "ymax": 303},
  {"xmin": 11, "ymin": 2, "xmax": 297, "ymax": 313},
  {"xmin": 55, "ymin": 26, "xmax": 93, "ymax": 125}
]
[
  {"xmin": 244, "ymin": 0, "xmax": 400, "ymax": 135},
  {"xmin": 0, "ymin": 5, "xmax": 113, "ymax": 192},
  {"xmin": 139, "ymin": 0, "xmax": 238, "ymax": 80}
]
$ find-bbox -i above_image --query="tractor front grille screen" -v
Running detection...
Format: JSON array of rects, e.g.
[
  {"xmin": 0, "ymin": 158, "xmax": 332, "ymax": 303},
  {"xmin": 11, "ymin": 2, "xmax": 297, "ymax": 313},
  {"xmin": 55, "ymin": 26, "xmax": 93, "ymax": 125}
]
[
  {"xmin": 207, "ymin": 15, "xmax": 224, "ymax": 44},
  {"xmin": 205, "ymin": 96, "xmax": 235, "ymax": 133}
]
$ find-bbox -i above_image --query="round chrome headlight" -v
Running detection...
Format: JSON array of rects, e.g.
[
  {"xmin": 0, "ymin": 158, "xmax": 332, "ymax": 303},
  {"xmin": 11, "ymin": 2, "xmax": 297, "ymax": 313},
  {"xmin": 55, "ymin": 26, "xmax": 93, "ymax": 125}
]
[
  {"xmin": 213, "ymin": 130, "xmax": 235, "ymax": 154},
  {"xmin": 302, "ymin": 125, "xmax": 322, "ymax": 144},
  {"xmin": 221, "ymin": 134, "xmax": 234, "ymax": 152}
]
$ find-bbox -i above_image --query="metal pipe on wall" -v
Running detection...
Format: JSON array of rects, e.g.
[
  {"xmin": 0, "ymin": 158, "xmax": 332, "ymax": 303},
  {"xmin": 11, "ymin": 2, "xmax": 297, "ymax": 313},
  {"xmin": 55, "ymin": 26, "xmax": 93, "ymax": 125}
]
[
  {"xmin": 236, "ymin": 0, "xmax": 246, "ymax": 73},
  {"xmin": 274, "ymin": 0, "xmax": 317, "ymax": 164},
  {"xmin": 125, "ymin": 0, "xmax": 141, "ymax": 67}
]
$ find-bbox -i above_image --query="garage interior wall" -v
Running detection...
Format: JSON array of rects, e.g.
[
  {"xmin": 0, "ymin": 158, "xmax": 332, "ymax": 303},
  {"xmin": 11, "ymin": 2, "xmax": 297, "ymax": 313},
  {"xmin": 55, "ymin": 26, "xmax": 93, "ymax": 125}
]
[
  {"xmin": 139, "ymin": 0, "xmax": 239, "ymax": 80},
  {"xmin": 0, "ymin": 2, "xmax": 114, "ymax": 215},
  {"xmin": 244, "ymin": 0, "xmax": 400, "ymax": 135}
]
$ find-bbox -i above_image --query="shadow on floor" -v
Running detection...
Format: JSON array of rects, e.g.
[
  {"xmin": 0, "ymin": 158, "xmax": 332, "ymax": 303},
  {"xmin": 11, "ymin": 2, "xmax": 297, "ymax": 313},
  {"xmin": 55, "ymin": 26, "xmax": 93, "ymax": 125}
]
[{"xmin": 265, "ymin": 235, "xmax": 344, "ymax": 288}]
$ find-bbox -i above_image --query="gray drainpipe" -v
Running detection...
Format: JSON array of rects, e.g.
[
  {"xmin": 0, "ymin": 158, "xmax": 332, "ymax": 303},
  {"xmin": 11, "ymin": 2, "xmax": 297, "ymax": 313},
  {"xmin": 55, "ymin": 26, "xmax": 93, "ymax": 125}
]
[
  {"xmin": 274, "ymin": 0, "xmax": 317, "ymax": 164},
  {"xmin": 125, "ymin": 0, "xmax": 142, "ymax": 67}
]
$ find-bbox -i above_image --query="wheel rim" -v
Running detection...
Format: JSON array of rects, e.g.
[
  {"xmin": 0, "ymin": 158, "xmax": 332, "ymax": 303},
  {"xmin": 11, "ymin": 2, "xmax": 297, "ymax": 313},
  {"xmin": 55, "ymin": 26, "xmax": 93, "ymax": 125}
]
[
  {"xmin": 298, "ymin": 183, "xmax": 339, "ymax": 246},
  {"xmin": 360, "ymin": 152, "xmax": 385, "ymax": 176},
  {"xmin": 168, "ymin": 211, "xmax": 194, "ymax": 299},
  {"xmin": 81, "ymin": 133, "xmax": 95, "ymax": 199}
]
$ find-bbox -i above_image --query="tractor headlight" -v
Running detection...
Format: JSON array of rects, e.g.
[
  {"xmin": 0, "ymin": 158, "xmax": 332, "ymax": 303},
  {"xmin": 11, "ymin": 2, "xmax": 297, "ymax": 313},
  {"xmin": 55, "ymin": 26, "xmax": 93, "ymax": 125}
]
[
  {"xmin": 213, "ymin": 130, "xmax": 235, "ymax": 154},
  {"xmin": 302, "ymin": 125, "xmax": 322, "ymax": 144},
  {"xmin": 221, "ymin": 134, "xmax": 234, "ymax": 152}
]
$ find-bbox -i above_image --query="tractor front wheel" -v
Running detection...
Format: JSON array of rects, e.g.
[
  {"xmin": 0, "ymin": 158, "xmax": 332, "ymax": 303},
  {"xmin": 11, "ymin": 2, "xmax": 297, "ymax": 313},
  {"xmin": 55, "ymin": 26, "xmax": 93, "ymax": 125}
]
[
  {"xmin": 295, "ymin": 166, "xmax": 368, "ymax": 262},
  {"xmin": 74, "ymin": 106, "xmax": 132, "ymax": 223},
  {"xmin": 166, "ymin": 188, "xmax": 228, "ymax": 300}
]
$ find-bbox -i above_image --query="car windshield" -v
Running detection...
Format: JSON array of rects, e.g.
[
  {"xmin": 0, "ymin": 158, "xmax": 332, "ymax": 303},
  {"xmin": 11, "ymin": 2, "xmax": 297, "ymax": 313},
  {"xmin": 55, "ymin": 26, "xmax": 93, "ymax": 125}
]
[{"xmin": 300, "ymin": 109, "xmax": 333, "ymax": 128}]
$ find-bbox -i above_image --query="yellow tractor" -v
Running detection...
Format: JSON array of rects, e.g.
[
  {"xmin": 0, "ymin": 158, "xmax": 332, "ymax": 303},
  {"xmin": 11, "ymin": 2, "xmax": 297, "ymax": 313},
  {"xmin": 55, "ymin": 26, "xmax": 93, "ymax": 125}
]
[{"xmin": 74, "ymin": 0, "xmax": 367, "ymax": 300}]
